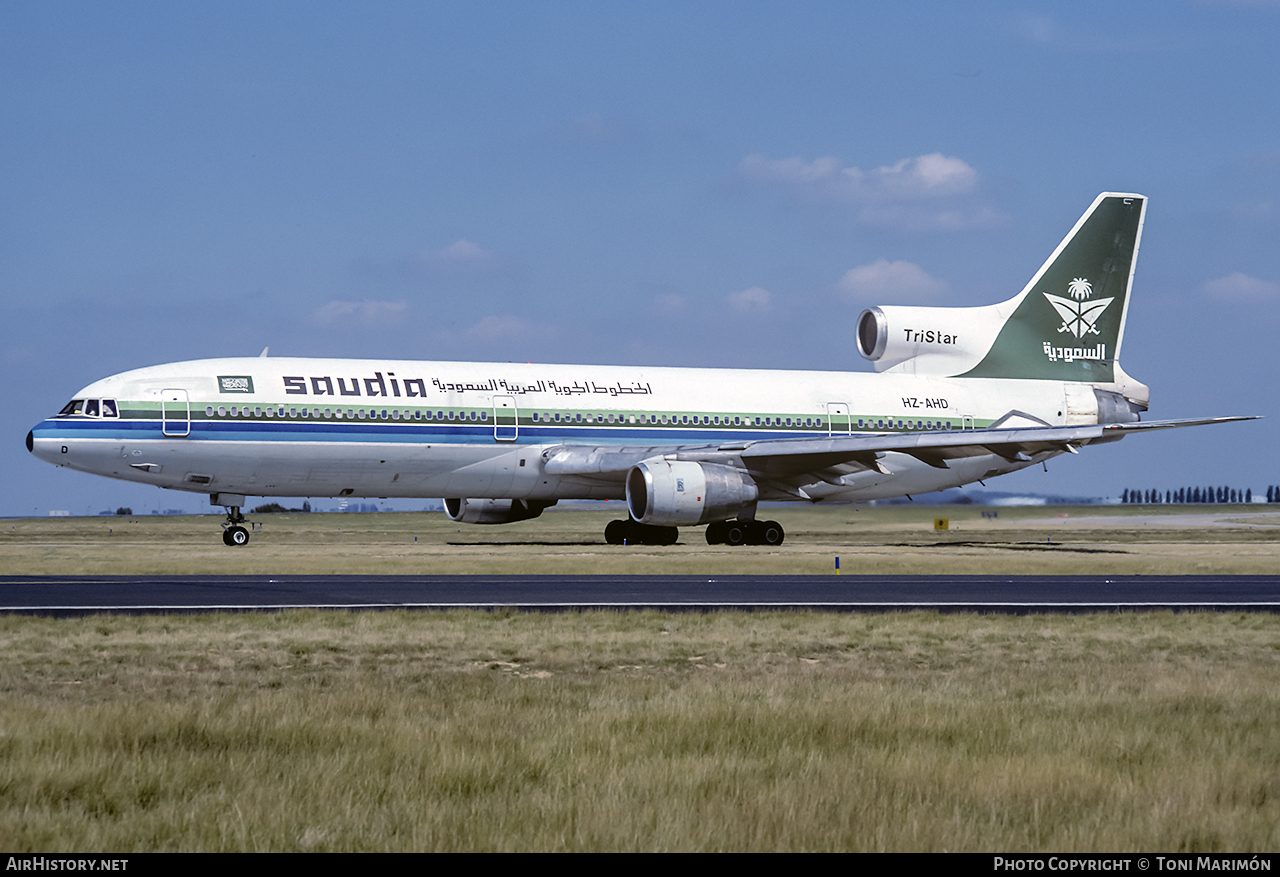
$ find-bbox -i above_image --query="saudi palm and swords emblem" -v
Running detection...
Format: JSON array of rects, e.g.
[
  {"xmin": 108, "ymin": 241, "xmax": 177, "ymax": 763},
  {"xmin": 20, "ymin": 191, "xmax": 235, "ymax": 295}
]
[{"xmin": 1043, "ymin": 278, "xmax": 1113, "ymax": 338}]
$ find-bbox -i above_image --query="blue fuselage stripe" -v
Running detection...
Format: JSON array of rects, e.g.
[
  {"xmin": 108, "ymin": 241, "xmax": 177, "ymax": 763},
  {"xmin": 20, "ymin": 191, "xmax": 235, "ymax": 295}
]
[{"xmin": 32, "ymin": 417, "xmax": 809, "ymax": 446}]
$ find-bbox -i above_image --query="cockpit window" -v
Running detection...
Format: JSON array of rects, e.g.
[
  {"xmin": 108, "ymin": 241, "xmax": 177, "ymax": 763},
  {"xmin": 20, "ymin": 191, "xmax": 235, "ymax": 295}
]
[{"xmin": 58, "ymin": 398, "xmax": 119, "ymax": 417}]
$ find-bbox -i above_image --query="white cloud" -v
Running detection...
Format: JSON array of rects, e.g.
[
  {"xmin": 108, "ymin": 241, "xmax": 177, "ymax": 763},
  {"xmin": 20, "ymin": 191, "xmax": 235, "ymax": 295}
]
[
  {"xmin": 726, "ymin": 286, "xmax": 772, "ymax": 312},
  {"xmin": 837, "ymin": 260, "xmax": 949, "ymax": 303},
  {"xmin": 739, "ymin": 154, "xmax": 844, "ymax": 185},
  {"xmin": 739, "ymin": 152, "xmax": 994, "ymax": 229},
  {"xmin": 740, "ymin": 152, "xmax": 977, "ymax": 201},
  {"xmin": 466, "ymin": 314, "xmax": 556, "ymax": 341},
  {"xmin": 312, "ymin": 299, "xmax": 408, "ymax": 324},
  {"xmin": 1202, "ymin": 272, "xmax": 1280, "ymax": 302},
  {"xmin": 435, "ymin": 239, "xmax": 492, "ymax": 262},
  {"xmin": 872, "ymin": 153, "xmax": 978, "ymax": 198}
]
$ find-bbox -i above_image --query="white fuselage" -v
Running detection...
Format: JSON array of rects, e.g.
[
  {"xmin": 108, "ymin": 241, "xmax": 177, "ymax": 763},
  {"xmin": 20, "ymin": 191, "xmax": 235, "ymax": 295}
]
[{"xmin": 29, "ymin": 356, "xmax": 1094, "ymax": 504}]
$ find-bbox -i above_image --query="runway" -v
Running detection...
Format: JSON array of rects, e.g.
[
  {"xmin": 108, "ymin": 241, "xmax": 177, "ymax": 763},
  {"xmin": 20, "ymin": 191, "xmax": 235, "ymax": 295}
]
[{"xmin": 3, "ymin": 574, "xmax": 1279, "ymax": 615}]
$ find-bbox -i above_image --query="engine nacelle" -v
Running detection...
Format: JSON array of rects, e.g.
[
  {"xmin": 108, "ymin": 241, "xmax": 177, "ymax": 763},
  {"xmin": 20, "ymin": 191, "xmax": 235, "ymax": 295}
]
[
  {"xmin": 443, "ymin": 497, "xmax": 555, "ymax": 524},
  {"xmin": 856, "ymin": 304, "xmax": 1007, "ymax": 376},
  {"xmin": 626, "ymin": 460, "xmax": 759, "ymax": 526}
]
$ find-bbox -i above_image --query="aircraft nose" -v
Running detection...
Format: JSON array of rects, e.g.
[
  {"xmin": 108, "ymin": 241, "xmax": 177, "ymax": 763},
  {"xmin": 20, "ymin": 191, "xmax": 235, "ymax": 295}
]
[{"xmin": 26, "ymin": 430, "xmax": 33, "ymax": 453}]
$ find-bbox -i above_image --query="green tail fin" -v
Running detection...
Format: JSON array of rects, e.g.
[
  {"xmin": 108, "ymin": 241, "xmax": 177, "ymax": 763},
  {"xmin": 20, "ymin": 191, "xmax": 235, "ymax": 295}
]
[{"xmin": 959, "ymin": 193, "xmax": 1146, "ymax": 382}]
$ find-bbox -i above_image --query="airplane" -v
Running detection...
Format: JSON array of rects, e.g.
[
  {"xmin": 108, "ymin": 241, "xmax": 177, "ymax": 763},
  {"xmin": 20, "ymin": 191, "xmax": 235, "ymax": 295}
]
[{"xmin": 27, "ymin": 193, "xmax": 1254, "ymax": 547}]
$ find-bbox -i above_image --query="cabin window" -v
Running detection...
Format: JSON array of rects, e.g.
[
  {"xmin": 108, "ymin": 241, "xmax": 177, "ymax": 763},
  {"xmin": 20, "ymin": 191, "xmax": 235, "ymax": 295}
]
[
  {"xmin": 480, "ymin": 412, "xmax": 487, "ymax": 421},
  {"xmin": 205, "ymin": 406, "xmax": 214, "ymax": 417},
  {"xmin": 380, "ymin": 409, "xmax": 389, "ymax": 419},
  {"xmin": 217, "ymin": 406, "xmax": 226, "ymax": 417}
]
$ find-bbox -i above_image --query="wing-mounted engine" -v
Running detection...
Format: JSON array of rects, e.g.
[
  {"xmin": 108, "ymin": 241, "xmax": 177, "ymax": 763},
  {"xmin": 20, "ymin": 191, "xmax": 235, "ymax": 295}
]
[
  {"xmin": 443, "ymin": 497, "xmax": 556, "ymax": 524},
  {"xmin": 856, "ymin": 304, "xmax": 1008, "ymax": 376},
  {"xmin": 626, "ymin": 460, "xmax": 758, "ymax": 526}
]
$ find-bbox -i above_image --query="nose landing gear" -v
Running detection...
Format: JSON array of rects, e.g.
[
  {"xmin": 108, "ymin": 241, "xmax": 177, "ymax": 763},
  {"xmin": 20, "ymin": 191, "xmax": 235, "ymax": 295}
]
[
  {"xmin": 212, "ymin": 494, "xmax": 254, "ymax": 547},
  {"xmin": 222, "ymin": 520, "xmax": 250, "ymax": 546}
]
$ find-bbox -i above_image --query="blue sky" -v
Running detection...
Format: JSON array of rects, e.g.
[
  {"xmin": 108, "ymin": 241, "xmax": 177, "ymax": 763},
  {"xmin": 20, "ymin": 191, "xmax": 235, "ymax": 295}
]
[{"xmin": 4, "ymin": 1, "xmax": 1278, "ymax": 515}]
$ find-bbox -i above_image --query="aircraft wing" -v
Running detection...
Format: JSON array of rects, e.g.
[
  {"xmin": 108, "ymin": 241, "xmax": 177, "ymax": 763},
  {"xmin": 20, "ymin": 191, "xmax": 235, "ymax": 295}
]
[{"xmin": 542, "ymin": 416, "xmax": 1258, "ymax": 496}]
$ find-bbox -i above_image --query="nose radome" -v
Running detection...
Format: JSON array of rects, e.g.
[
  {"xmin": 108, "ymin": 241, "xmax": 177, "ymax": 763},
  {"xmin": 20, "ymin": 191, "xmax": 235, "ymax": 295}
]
[{"xmin": 26, "ymin": 430, "xmax": 33, "ymax": 453}]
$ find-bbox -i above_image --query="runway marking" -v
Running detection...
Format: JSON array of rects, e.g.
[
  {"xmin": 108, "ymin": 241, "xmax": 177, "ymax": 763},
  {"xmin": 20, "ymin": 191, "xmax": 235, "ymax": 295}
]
[{"xmin": 6, "ymin": 602, "xmax": 1280, "ymax": 612}]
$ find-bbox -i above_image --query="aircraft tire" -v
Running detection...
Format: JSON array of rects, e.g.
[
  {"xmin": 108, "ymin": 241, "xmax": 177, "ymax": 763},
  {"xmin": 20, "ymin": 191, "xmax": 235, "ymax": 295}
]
[
  {"xmin": 653, "ymin": 525, "xmax": 679, "ymax": 546},
  {"xmin": 759, "ymin": 520, "xmax": 785, "ymax": 546},
  {"xmin": 222, "ymin": 529, "xmax": 235, "ymax": 547},
  {"xmin": 705, "ymin": 521, "xmax": 727, "ymax": 545},
  {"xmin": 226, "ymin": 525, "xmax": 250, "ymax": 547},
  {"xmin": 724, "ymin": 522, "xmax": 748, "ymax": 546},
  {"xmin": 605, "ymin": 519, "xmax": 628, "ymax": 545}
]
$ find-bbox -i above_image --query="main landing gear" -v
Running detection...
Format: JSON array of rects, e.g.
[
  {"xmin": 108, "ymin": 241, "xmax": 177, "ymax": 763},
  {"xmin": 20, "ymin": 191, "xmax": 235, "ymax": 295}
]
[
  {"xmin": 705, "ymin": 519, "xmax": 785, "ymax": 546},
  {"xmin": 604, "ymin": 519, "xmax": 679, "ymax": 545},
  {"xmin": 221, "ymin": 506, "xmax": 251, "ymax": 547},
  {"xmin": 603, "ymin": 518, "xmax": 786, "ymax": 546}
]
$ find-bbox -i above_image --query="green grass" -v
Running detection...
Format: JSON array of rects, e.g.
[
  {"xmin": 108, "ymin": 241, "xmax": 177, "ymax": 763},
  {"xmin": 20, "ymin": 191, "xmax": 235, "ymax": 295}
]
[
  {"xmin": 2, "ymin": 505, "xmax": 1278, "ymax": 575},
  {"xmin": 2, "ymin": 610, "xmax": 1278, "ymax": 851}
]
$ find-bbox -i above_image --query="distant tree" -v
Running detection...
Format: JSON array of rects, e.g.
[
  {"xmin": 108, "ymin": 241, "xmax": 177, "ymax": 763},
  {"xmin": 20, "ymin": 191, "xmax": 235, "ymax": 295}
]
[
  {"xmin": 252, "ymin": 503, "xmax": 288, "ymax": 514},
  {"xmin": 302, "ymin": 500, "xmax": 311, "ymax": 513},
  {"xmin": 1122, "ymin": 488, "xmax": 1129, "ymax": 504},
  {"xmin": 115, "ymin": 507, "xmax": 132, "ymax": 516},
  {"xmin": 1246, "ymin": 488, "xmax": 1252, "ymax": 503}
]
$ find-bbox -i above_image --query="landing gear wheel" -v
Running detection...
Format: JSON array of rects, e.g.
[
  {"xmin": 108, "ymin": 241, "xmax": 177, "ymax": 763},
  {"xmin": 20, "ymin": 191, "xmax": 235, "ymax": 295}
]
[
  {"xmin": 225, "ymin": 525, "xmax": 250, "ymax": 547},
  {"xmin": 604, "ymin": 519, "xmax": 679, "ymax": 545},
  {"xmin": 705, "ymin": 521, "xmax": 727, "ymax": 545},
  {"xmin": 758, "ymin": 520, "xmax": 785, "ymax": 546},
  {"xmin": 605, "ymin": 519, "xmax": 628, "ymax": 545},
  {"xmin": 724, "ymin": 522, "xmax": 748, "ymax": 546}
]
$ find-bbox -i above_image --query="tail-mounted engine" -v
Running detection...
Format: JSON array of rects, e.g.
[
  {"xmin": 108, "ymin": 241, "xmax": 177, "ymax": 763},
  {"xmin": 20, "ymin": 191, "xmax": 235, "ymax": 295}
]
[{"xmin": 856, "ymin": 304, "xmax": 1005, "ymax": 376}]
